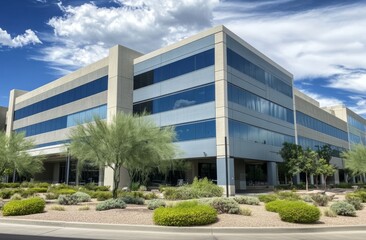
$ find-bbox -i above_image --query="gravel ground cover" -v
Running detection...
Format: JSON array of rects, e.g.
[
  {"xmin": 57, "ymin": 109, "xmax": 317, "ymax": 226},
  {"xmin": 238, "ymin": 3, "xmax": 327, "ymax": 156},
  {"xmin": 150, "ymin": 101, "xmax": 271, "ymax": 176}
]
[{"xmin": 1, "ymin": 190, "xmax": 366, "ymax": 228}]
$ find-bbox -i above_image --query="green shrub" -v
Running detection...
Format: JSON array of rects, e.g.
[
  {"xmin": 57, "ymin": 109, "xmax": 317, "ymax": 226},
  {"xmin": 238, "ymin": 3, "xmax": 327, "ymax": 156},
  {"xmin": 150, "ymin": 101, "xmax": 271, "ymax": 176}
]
[
  {"xmin": 147, "ymin": 199, "xmax": 166, "ymax": 210},
  {"xmin": 95, "ymin": 186, "xmax": 110, "ymax": 191},
  {"xmin": 34, "ymin": 182, "xmax": 50, "ymax": 188},
  {"xmin": 50, "ymin": 205, "xmax": 65, "ymax": 211},
  {"xmin": 2, "ymin": 197, "xmax": 45, "ymax": 216},
  {"xmin": 20, "ymin": 189, "xmax": 37, "ymax": 198},
  {"xmin": 153, "ymin": 201, "xmax": 217, "ymax": 226},
  {"xmin": 96, "ymin": 191, "xmax": 113, "ymax": 201},
  {"xmin": 207, "ymin": 197, "xmax": 240, "ymax": 214},
  {"xmin": 324, "ymin": 208, "xmax": 337, "ymax": 217},
  {"xmin": 78, "ymin": 205, "xmax": 90, "ymax": 211},
  {"xmin": 20, "ymin": 182, "xmax": 34, "ymax": 188},
  {"xmin": 234, "ymin": 196, "xmax": 260, "ymax": 205},
  {"xmin": 45, "ymin": 192, "xmax": 58, "ymax": 200},
  {"xmin": 10, "ymin": 193, "xmax": 22, "ymax": 200},
  {"xmin": 130, "ymin": 182, "xmax": 140, "ymax": 191},
  {"xmin": 278, "ymin": 201, "xmax": 321, "ymax": 223},
  {"xmin": 143, "ymin": 192, "xmax": 158, "ymax": 200},
  {"xmin": 1, "ymin": 183, "xmax": 20, "ymax": 188},
  {"xmin": 0, "ymin": 198, "xmax": 4, "ymax": 209},
  {"xmin": 353, "ymin": 190, "xmax": 366, "ymax": 203},
  {"xmin": 52, "ymin": 189, "xmax": 77, "ymax": 195},
  {"xmin": 190, "ymin": 177, "xmax": 223, "ymax": 197},
  {"xmin": 265, "ymin": 200, "xmax": 289, "ymax": 213},
  {"xmin": 311, "ymin": 194, "xmax": 329, "ymax": 206},
  {"xmin": 58, "ymin": 194, "xmax": 79, "ymax": 205},
  {"xmin": 31, "ymin": 187, "xmax": 48, "ymax": 193},
  {"xmin": 0, "ymin": 189, "xmax": 14, "ymax": 199},
  {"xmin": 345, "ymin": 194, "xmax": 364, "ymax": 210},
  {"xmin": 83, "ymin": 183, "xmax": 98, "ymax": 191},
  {"xmin": 239, "ymin": 207, "xmax": 252, "ymax": 216},
  {"xmin": 121, "ymin": 196, "xmax": 144, "ymax": 205},
  {"xmin": 72, "ymin": 192, "xmax": 91, "ymax": 202},
  {"xmin": 258, "ymin": 194, "xmax": 278, "ymax": 203},
  {"xmin": 139, "ymin": 185, "xmax": 147, "ymax": 191},
  {"xmin": 330, "ymin": 201, "xmax": 356, "ymax": 216},
  {"xmin": 96, "ymin": 198, "xmax": 126, "ymax": 211},
  {"xmin": 276, "ymin": 191, "xmax": 301, "ymax": 201}
]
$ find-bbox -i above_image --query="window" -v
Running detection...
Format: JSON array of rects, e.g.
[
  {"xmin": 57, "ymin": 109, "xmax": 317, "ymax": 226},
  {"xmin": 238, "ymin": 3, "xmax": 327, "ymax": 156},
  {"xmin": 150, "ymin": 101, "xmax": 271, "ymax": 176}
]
[
  {"xmin": 297, "ymin": 136, "xmax": 346, "ymax": 158},
  {"xmin": 174, "ymin": 119, "xmax": 215, "ymax": 142},
  {"xmin": 133, "ymin": 84, "xmax": 214, "ymax": 115},
  {"xmin": 134, "ymin": 49, "xmax": 214, "ymax": 89},
  {"xmin": 14, "ymin": 76, "xmax": 108, "ymax": 120}
]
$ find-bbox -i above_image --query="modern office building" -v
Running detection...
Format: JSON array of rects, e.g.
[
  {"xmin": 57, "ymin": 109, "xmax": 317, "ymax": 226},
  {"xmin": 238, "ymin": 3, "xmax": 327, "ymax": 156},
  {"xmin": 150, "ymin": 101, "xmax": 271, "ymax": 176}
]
[
  {"xmin": 5, "ymin": 25, "xmax": 366, "ymax": 193},
  {"xmin": 0, "ymin": 106, "xmax": 7, "ymax": 131}
]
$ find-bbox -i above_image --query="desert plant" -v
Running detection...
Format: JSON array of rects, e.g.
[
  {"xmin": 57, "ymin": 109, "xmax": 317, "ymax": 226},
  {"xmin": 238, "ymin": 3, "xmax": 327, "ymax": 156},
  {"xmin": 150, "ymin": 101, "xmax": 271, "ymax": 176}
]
[
  {"xmin": 302, "ymin": 195, "xmax": 314, "ymax": 203},
  {"xmin": 345, "ymin": 194, "xmax": 364, "ymax": 210},
  {"xmin": 276, "ymin": 191, "xmax": 301, "ymax": 201},
  {"xmin": 234, "ymin": 196, "xmax": 260, "ymax": 205},
  {"xmin": 311, "ymin": 193, "xmax": 329, "ymax": 206},
  {"xmin": 147, "ymin": 199, "xmax": 166, "ymax": 210},
  {"xmin": 58, "ymin": 195, "xmax": 79, "ymax": 205},
  {"xmin": 153, "ymin": 201, "xmax": 217, "ymax": 226},
  {"xmin": 120, "ymin": 196, "xmax": 145, "ymax": 205},
  {"xmin": 265, "ymin": 200, "xmax": 289, "ymax": 213},
  {"xmin": 95, "ymin": 191, "xmax": 113, "ymax": 201},
  {"xmin": 239, "ymin": 207, "xmax": 252, "ymax": 216},
  {"xmin": 2, "ymin": 197, "xmax": 45, "ymax": 216},
  {"xmin": 10, "ymin": 193, "xmax": 22, "ymax": 201},
  {"xmin": 78, "ymin": 205, "xmax": 90, "ymax": 211},
  {"xmin": 45, "ymin": 192, "xmax": 58, "ymax": 200},
  {"xmin": 330, "ymin": 201, "xmax": 356, "ymax": 216},
  {"xmin": 143, "ymin": 192, "xmax": 158, "ymax": 200},
  {"xmin": 72, "ymin": 192, "xmax": 91, "ymax": 202},
  {"xmin": 324, "ymin": 208, "xmax": 337, "ymax": 217},
  {"xmin": 207, "ymin": 197, "xmax": 240, "ymax": 214},
  {"xmin": 50, "ymin": 205, "xmax": 65, "ymax": 211},
  {"xmin": 0, "ymin": 189, "xmax": 14, "ymax": 199},
  {"xmin": 96, "ymin": 198, "xmax": 126, "ymax": 211},
  {"xmin": 139, "ymin": 185, "xmax": 147, "ymax": 191}
]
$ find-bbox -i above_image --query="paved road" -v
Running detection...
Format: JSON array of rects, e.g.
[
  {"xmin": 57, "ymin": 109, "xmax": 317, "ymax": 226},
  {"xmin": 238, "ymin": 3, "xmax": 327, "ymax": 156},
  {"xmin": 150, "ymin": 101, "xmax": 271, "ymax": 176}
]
[{"xmin": 0, "ymin": 223, "xmax": 366, "ymax": 240}]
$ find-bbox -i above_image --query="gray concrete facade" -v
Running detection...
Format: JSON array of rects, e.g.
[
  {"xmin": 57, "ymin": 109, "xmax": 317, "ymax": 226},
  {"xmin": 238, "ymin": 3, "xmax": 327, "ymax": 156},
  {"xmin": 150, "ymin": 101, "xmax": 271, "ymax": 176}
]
[{"xmin": 0, "ymin": 106, "xmax": 7, "ymax": 131}]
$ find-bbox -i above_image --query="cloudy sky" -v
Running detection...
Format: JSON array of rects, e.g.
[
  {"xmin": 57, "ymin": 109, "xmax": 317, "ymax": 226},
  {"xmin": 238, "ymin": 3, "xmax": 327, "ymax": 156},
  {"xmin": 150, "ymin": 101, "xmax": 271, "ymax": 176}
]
[{"xmin": 1, "ymin": 0, "xmax": 366, "ymax": 116}]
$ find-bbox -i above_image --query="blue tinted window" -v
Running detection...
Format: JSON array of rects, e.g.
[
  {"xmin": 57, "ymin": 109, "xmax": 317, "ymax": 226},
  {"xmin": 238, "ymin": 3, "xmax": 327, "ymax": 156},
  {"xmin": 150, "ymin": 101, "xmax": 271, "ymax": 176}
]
[
  {"xmin": 296, "ymin": 111, "xmax": 348, "ymax": 141},
  {"xmin": 228, "ymin": 83, "xmax": 294, "ymax": 123},
  {"xmin": 134, "ymin": 49, "xmax": 214, "ymax": 89},
  {"xmin": 133, "ymin": 84, "xmax": 214, "ymax": 115},
  {"xmin": 297, "ymin": 136, "xmax": 346, "ymax": 157},
  {"xmin": 227, "ymin": 48, "xmax": 293, "ymax": 98},
  {"xmin": 14, "ymin": 76, "xmax": 108, "ymax": 120},
  {"xmin": 174, "ymin": 119, "xmax": 215, "ymax": 142},
  {"xmin": 35, "ymin": 140, "xmax": 71, "ymax": 149},
  {"xmin": 229, "ymin": 119, "xmax": 294, "ymax": 147},
  {"xmin": 15, "ymin": 105, "xmax": 107, "ymax": 137},
  {"xmin": 348, "ymin": 115, "xmax": 366, "ymax": 132}
]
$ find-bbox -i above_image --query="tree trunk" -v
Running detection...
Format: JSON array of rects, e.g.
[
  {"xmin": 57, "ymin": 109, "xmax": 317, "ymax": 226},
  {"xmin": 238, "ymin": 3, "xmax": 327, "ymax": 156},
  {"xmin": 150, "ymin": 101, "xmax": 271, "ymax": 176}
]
[
  {"xmin": 324, "ymin": 176, "xmax": 327, "ymax": 191},
  {"xmin": 113, "ymin": 166, "xmax": 121, "ymax": 199}
]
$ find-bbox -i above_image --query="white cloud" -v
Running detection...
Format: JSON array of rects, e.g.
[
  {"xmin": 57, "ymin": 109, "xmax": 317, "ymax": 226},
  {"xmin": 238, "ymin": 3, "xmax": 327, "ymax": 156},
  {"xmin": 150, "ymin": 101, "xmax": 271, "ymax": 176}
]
[
  {"xmin": 297, "ymin": 88, "xmax": 344, "ymax": 108},
  {"xmin": 37, "ymin": 0, "xmax": 218, "ymax": 71},
  {"xmin": 0, "ymin": 28, "xmax": 42, "ymax": 48},
  {"xmin": 327, "ymin": 71, "xmax": 366, "ymax": 94},
  {"xmin": 349, "ymin": 96, "xmax": 366, "ymax": 115}
]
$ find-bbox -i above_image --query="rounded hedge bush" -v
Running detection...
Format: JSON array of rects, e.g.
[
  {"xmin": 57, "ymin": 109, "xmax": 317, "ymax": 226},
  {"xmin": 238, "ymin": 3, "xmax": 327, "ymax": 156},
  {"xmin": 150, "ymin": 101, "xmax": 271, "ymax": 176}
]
[
  {"xmin": 147, "ymin": 199, "xmax": 166, "ymax": 210},
  {"xmin": 258, "ymin": 194, "xmax": 278, "ymax": 203},
  {"xmin": 96, "ymin": 198, "xmax": 126, "ymax": 211},
  {"xmin": 330, "ymin": 201, "xmax": 356, "ymax": 216},
  {"xmin": 311, "ymin": 194, "xmax": 329, "ymax": 206},
  {"xmin": 207, "ymin": 197, "xmax": 240, "ymax": 214},
  {"xmin": 153, "ymin": 201, "xmax": 217, "ymax": 226},
  {"xmin": 72, "ymin": 192, "xmax": 91, "ymax": 202},
  {"xmin": 58, "ymin": 194, "xmax": 79, "ymax": 205},
  {"xmin": 2, "ymin": 197, "xmax": 45, "ymax": 216},
  {"xmin": 265, "ymin": 200, "xmax": 289, "ymax": 213},
  {"xmin": 276, "ymin": 191, "xmax": 301, "ymax": 201},
  {"xmin": 278, "ymin": 201, "xmax": 320, "ymax": 223}
]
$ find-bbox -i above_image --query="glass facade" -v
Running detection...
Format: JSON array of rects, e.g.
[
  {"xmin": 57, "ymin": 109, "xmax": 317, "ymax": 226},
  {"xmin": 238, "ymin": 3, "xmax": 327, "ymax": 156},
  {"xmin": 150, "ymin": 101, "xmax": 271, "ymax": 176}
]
[
  {"xmin": 14, "ymin": 76, "xmax": 108, "ymax": 120},
  {"xmin": 296, "ymin": 111, "xmax": 348, "ymax": 141},
  {"xmin": 297, "ymin": 136, "xmax": 346, "ymax": 157},
  {"xmin": 229, "ymin": 119, "xmax": 295, "ymax": 147},
  {"xmin": 349, "ymin": 133, "xmax": 364, "ymax": 145},
  {"xmin": 227, "ymin": 48, "xmax": 292, "ymax": 97},
  {"xmin": 15, "ymin": 105, "xmax": 107, "ymax": 137},
  {"xmin": 175, "ymin": 119, "xmax": 215, "ymax": 142},
  {"xmin": 228, "ymin": 83, "xmax": 294, "ymax": 123},
  {"xmin": 348, "ymin": 115, "xmax": 366, "ymax": 132},
  {"xmin": 36, "ymin": 140, "xmax": 70, "ymax": 148},
  {"xmin": 133, "ymin": 84, "xmax": 214, "ymax": 115},
  {"xmin": 134, "ymin": 49, "xmax": 214, "ymax": 89}
]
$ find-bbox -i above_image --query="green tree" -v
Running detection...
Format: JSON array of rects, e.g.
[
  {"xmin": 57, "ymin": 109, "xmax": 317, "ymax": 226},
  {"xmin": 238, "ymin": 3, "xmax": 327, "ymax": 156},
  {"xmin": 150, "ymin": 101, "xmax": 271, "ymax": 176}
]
[
  {"xmin": 69, "ymin": 112, "xmax": 178, "ymax": 198},
  {"xmin": 315, "ymin": 158, "xmax": 336, "ymax": 190},
  {"xmin": 317, "ymin": 144, "xmax": 333, "ymax": 164},
  {"xmin": 279, "ymin": 142, "xmax": 303, "ymax": 183},
  {"xmin": 0, "ymin": 131, "xmax": 44, "ymax": 181},
  {"xmin": 298, "ymin": 148, "xmax": 318, "ymax": 191},
  {"xmin": 342, "ymin": 144, "xmax": 366, "ymax": 176}
]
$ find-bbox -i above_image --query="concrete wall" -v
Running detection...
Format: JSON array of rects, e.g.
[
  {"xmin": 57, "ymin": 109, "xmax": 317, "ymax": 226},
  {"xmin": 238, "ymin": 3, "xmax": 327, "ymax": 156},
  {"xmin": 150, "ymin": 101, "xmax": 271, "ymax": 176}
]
[{"xmin": 0, "ymin": 106, "xmax": 7, "ymax": 131}]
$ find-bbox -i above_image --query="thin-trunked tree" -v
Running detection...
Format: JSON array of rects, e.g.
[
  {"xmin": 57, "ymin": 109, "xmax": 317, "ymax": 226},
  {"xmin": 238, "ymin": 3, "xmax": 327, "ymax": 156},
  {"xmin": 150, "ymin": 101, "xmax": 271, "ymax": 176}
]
[{"xmin": 69, "ymin": 112, "xmax": 178, "ymax": 198}]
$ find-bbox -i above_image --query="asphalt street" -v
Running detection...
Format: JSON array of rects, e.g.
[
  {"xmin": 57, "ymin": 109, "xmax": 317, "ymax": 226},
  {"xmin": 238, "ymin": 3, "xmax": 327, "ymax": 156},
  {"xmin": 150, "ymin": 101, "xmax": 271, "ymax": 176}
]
[{"xmin": 0, "ymin": 223, "xmax": 365, "ymax": 240}]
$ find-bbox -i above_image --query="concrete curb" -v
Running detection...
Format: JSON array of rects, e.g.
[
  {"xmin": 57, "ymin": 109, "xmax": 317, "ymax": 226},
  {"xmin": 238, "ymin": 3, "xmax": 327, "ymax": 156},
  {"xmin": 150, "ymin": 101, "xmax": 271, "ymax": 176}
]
[{"xmin": 1, "ymin": 218, "xmax": 366, "ymax": 234}]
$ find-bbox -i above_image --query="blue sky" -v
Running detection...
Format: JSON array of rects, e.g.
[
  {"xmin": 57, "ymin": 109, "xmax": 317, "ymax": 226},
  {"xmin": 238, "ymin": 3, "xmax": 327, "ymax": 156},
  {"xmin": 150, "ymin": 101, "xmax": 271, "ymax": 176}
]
[{"xmin": 1, "ymin": 0, "xmax": 366, "ymax": 117}]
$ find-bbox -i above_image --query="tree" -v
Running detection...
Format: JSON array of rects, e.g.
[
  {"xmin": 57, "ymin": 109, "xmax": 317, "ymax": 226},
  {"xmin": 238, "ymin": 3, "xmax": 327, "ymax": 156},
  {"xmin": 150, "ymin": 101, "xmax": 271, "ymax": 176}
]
[
  {"xmin": 297, "ymin": 148, "xmax": 318, "ymax": 191},
  {"xmin": 279, "ymin": 142, "xmax": 303, "ymax": 183},
  {"xmin": 315, "ymin": 158, "xmax": 336, "ymax": 190},
  {"xmin": 342, "ymin": 144, "xmax": 366, "ymax": 176},
  {"xmin": 0, "ymin": 131, "xmax": 44, "ymax": 181},
  {"xmin": 69, "ymin": 112, "xmax": 178, "ymax": 198},
  {"xmin": 317, "ymin": 144, "xmax": 332, "ymax": 164}
]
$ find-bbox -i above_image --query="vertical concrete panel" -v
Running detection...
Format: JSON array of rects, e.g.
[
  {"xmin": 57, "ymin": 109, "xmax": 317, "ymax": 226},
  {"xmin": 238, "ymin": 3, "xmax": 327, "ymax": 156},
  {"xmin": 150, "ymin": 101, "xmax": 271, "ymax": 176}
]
[
  {"xmin": 267, "ymin": 161, "xmax": 277, "ymax": 187},
  {"xmin": 53, "ymin": 162, "xmax": 60, "ymax": 183},
  {"xmin": 6, "ymin": 89, "xmax": 27, "ymax": 136},
  {"xmin": 217, "ymin": 157, "xmax": 235, "ymax": 196}
]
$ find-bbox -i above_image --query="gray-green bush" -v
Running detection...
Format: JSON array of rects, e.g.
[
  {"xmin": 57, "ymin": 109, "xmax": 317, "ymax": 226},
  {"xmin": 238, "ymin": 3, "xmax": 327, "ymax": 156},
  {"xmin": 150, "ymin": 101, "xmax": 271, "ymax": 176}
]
[
  {"xmin": 234, "ymin": 196, "xmax": 260, "ymax": 205},
  {"xmin": 72, "ymin": 192, "xmax": 91, "ymax": 202},
  {"xmin": 96, "ymin": 198, "xmax": 126, "ymax": 211},
  {"xmin": 147, "ymin": 199, "xmax": 166, "ymax": 210},
  {"xmin": 330, "ymin": 201, "xmax": 356, "ymax": 216},
  {"xmin": 58, "ymin": 195, "xmax": 79, "ymax": 205}
]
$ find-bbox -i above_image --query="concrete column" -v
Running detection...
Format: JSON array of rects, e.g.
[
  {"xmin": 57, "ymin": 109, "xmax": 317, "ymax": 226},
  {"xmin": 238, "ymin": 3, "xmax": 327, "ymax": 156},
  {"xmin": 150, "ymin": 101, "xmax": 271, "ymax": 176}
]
[
  {"xmin": 320, "ymin": 174, "xmax": 325, "ymax": 185},
  {"xmin": 334, "ymin": 170, "xmax": 340, "ymax": 185},
  {"xmin": 345, "ymin": 173, "xmax": 349, "ymax": 183},
  {"xmin": 352, "ymin": 176, "xmax": 356, "ymax": 183},
  {"xmin": 293, "ymin": 174, "xmax": 301, "ymax": 185},
  {"xmin": 52, "ymin": 162, "xmax": 60, "ymax": 184},
  {"xmin": 217, "ymin": 157, "xmax": 235, "ymax": 196},
  {"xmin": 310, "ymin": 174, "xmax": 314, "ymax": 185},
  {"xmin": 98, "ymin": 168, "xmax": 104, "ymax": 186},
  {"xmin": 267, "ymin": 162, "xmax": 277, "ymax": 187},
  {"xmin": 6, "ymin": 89, "xmax": 28, "ymax": 136}
]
